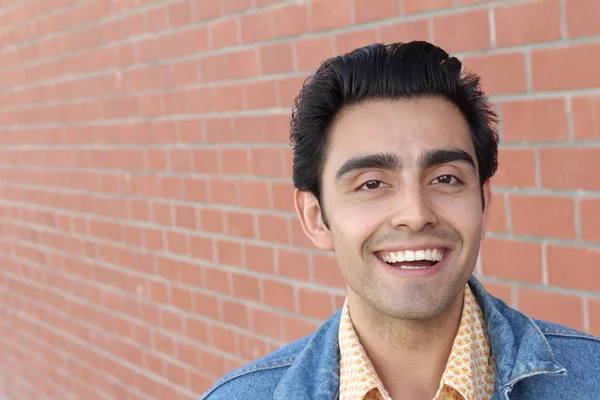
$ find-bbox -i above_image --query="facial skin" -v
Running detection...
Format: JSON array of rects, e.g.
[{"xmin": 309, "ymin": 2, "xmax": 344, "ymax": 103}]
[{"xmin": 295, "ymin": 96, "xmax": 491, "ymax": 324}]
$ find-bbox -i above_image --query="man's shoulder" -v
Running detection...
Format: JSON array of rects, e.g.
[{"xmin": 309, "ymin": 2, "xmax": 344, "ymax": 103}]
[
  {"xmin": 533, "ymin": 317, "xmax": 600, "ymax": 357},
  {"xmin": 199, "ymin": 334, "xmax": 312, "ymax": 400}
]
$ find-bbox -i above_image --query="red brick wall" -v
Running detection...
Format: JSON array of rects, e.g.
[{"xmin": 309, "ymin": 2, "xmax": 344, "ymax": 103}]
[{"xmin": 1, "ymin": 0, "xmax": 599, "ymax": 399}]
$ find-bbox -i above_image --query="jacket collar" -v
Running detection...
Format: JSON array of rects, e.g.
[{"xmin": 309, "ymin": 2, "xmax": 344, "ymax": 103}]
[{"xmin": 274, "ymin": 275, "xmax": 567, "ymax": 400}]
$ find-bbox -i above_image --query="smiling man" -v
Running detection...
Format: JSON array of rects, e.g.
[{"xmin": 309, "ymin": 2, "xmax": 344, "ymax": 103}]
[{"xmin": 200, "ymin": 41, "xmax": 600, "ymax": 400}]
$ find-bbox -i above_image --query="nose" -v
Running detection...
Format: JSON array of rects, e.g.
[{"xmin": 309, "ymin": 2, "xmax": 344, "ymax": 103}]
[{"xmin": 389, "ymin": 181, "xmax": 437, "ymax": 232}]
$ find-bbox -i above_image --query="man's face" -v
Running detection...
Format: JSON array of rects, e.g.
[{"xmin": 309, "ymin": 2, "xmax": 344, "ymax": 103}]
[{"xmin": 296, "ymin": 97, "xmax": 491, "ymax": 321}]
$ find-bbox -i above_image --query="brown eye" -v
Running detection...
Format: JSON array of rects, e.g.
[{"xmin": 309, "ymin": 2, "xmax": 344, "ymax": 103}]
[
  {"xmin": 360, "ymin": 180, "xmax": 384, "ymax": 190},
  {"xmin": 432, "ymin": 175, "xmax": 460, "ymax": 185}
]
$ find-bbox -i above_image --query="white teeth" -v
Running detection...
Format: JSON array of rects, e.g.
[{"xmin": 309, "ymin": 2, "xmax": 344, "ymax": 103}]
[
  {"xmin": 425, "ymin": 249, "xmax": 432, "ymax": 260},
  {"xmin": 399, "ymin": 265, "xmax": 429, "ymax": 269},
  {"xmin": 380, "ymin": 248, "xmax": 445, "ymax": 264}
]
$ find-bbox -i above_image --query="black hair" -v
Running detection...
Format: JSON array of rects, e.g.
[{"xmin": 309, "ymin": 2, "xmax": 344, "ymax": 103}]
[{"xmin": 289, "ymin": 41, "xmax": 499, "ymax": 221}]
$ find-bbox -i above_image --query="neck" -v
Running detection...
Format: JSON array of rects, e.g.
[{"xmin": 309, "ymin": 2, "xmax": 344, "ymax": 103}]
[{"xmin": 347, "ymin": 288, "xmax": 465, "ymax": 400}]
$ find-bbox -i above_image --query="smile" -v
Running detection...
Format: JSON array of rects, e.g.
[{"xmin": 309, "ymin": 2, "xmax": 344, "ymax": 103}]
[{"xmin": 375, "ymin": 248, "xmax": 448, "ymax": 270}]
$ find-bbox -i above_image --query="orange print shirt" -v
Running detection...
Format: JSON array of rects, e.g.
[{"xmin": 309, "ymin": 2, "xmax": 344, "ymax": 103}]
[{"xmin": 338, "ymin": 284, "xmax": 496, "ymax": 400}]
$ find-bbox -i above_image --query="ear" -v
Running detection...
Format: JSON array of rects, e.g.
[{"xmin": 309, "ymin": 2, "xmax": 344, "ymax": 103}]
[
  {"xmin": 480, "ymin": 180, "xmax": 492, "ymax": 240},
  {"xmin": 294, "ymin": 189, "xmax": 334, "ymax": 251}
]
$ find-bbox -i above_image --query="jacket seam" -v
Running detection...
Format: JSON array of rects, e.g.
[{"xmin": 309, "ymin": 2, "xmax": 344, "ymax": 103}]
[
  {"xmin": 201, "ymin": 354, "xmax": 298, "ymax": 399},
  {"xmin": 542, "ymin": 330, "xmax": 600, "ymax": 343}
]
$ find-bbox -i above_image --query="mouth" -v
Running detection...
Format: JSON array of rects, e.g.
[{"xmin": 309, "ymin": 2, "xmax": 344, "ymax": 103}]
[{"xmin": 374, "ymin": 248, "xmax": 449, "ymax": 271}]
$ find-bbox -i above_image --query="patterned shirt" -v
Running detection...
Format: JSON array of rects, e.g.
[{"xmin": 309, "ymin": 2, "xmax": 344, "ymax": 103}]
[{"xmin": 338, "ymin": 284, "xmax": 496, "ymax": 400}]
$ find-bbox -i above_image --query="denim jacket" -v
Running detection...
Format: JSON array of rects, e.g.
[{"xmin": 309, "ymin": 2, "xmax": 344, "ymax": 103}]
[{"xmin": 200, "ymin": 276, "xmax": 600, "ymax": 399}]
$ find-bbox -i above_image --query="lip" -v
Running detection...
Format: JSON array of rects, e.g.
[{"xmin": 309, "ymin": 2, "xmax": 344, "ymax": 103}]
[{"xmin": 373, "ymin": 249, "xmax": 451, "ymax": 278}]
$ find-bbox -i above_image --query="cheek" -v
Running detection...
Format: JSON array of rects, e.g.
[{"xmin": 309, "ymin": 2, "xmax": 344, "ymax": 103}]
[
  {"xmin": 431, "ymin": 192, "xmax": 485, "ymax": 237},
  {"xmin": 333, "ymin": 202, "xmax": 385, "ymax": 247}
]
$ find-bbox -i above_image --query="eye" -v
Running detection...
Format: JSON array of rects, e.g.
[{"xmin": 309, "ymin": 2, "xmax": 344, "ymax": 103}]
[
  {"xmin": 431, "ymin": 175, "xmax": 462, "ymax": 185},
  {"xmin": 358, "ymin": 180, "xmax": 388, "ymax": 191}
]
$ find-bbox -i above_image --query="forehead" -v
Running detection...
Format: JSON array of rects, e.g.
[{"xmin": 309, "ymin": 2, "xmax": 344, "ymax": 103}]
[{"xmin": 324, "ymin": 97, "xmax": 474, "ymax": 171}]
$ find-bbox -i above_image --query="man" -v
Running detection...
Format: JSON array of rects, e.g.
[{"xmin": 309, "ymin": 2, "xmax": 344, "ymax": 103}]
[{"xmin": 200, "ymin": 41, "xmax": 600, "ymax": 399}]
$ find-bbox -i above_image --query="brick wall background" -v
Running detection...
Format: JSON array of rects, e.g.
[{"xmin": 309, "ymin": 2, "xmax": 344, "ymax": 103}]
[{"xmin": 1, "ymin": 0, "xmax": 599, "ymax": 399}]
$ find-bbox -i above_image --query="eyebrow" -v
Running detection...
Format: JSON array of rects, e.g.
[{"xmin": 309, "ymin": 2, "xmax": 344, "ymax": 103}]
[{"xmin": 334, "ymin": 148, "xmax": 476, "ymax": 182}]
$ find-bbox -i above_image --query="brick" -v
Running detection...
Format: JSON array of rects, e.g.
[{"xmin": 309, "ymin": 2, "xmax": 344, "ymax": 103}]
[
  {"xmin": 487, "ymin": 193, "xmax": 507, "ymax": 233},
  {"xmin": 169, "ymin": 148, "xmax": 194, "ymax": 172},
  {"xmin": 260, "ymin": 42, "xmax": 294, "ymax": 74},
  {"xmin": 540, "ymin": 148, "xmax": 600, "ymax": 191},
  {"xmin": 209, "ymin": 325, "xmax": 237, "ymax": 353},
  {"xmin": 183, "ymin": 178, "xmax": 208, "ymax": 203},
  {"xmin": 238, "ymin": 333, "xmax": 268, "ymax": 361},
  {"xmin": 463, "ymin": 53, "xmax": 527, "ymax": 95},
  {"xmin": 572, "ymin": 96, "xmax": 600, "ymax": 139},
  {"xmin": 222, "ymin": 300, "xmax": 250, "ymax": 329},
  {"xmin": 224, "ymin": 211, "xmax": 255, "ymax": 239},
  {"xmin": 495, "ymin": 0, "xmax": 561, "ymax": 47},
  {"xmin": 244, "ymin": 80, "xmax": 279, "ymax": 110},
  {"xmin": 298, "ymin": 287, "xmax": 333, "ymax": 319},
  {"xmin": 217, "ymin": 240, "xmax": 243, "ymax": 268},
  {"xmin": 278, "ymin": 76, "xmax": 306, "ymax": 108},
  {"xmin": 380, "ymin": 20, "xmax": 430, "ymax": 44},
  {"xmin": 201, "ymin": 50, "xmax": 260, "ymax": 82},
  {"xmin": 168, "ymin": 1, "xmax": 192, "ymax": 28},
  {"xmin": 481, "ymin": 239, "xmax": 543, "ymax": 283},
  {"xmin": 199, "ymin": 208, "xmax": 224, "ymax": 233},
  {"xmin": 581, "ymin": 198, "xmax": 600, "ymax": 243},
  {"xmin": 204, "ymin": 267, "xmax": 231, "ymax": 295},
  {"xmin": 500, "ymin": 99, "xmax": 568, "ymax": 142},
  {"xmin": 492, "ymin": 149, "xmax": 537, "ymax": 188},
  {"xmin": 518, "ymin": 288, "xmax": 584, "ymax": 331},
  {"xmin": 233, "ymin": 115, "xmax": 268, "ymax": 142},
  {"xmin": 403, "ymin": 0, "xmax": 453, "ymax": 14},
  {"xmin": 271, "ymin": 182, "xmax": 295, "ymax": 212},
  {"xmin": 220, "ymin": 149, "xmax": 250, "ymax": 174},
  {"xmin": 241, "ymin": 11, "xmax": 273, "ymax": 44},
  {"xmin": 205, "ymin": 117, "xmax": 233, "ymax": 143},
  {"xmin": 354, "ymin": 0, "xmax": 398, "ymax": 23},
  {"xmin": 334, "ymin": 29, "xmax": 378, "ymax": 55},
  {"xmin": 263, "ymin": 279, "xmax": 295, "ymax": 311},
  {"xmin": 171, "ymin": 286, "xmax": 194, "ymax": 312},
  {"xmin": 174, "ymin": 204, "xmax": 197, "ymax": 229},
  {"xmin": 193, "ymin": 0, "xmax": 221, "ymax": 21},
  {"xmin": 590, "ymin": 299, "xmax": 600, "ymax": 336},
  {"xmin": 310, "ymin": 0, "xmax": 352, "ymax": 32},
  {"xmin": 433, "ymin": 10, "xmax": 490, "ymax": 53},
  {"xmin": 278, "ymin": 249, "xmax": 311, "ymax": 280},
  {"xmin": 509, "ymin": 195, "xmax": 576, "ymax": 240},
  {"xmin": 283, "ymin": 316, "xmax": 318, "ymax": 342},
  {"xmin": 312, "ymin": 254, "xmax": 345, "ymax": 289},
  {"xmin": 214, "ymin": 84, "xmax": 245, "ymax": 111},
  {"xmin": 295, "ymin": 36, "xmax": 334, "ymax": 71},
  {"xmin": 245, "ymin": 244, "xmax": 275, "ymax": 274},
  {"xmin": 251, "ymin": 308, "xmax": 282, "ymax": 340},
  {"xmin": 272, "ymin": 3, "xmax": 309, "ymax": 38},
  {"xmin": 238, "ymin": 180, "xmax": 270, "ymax": 209},
  {"xmin": 258, "ymin": 214, "xmax": 290, "ymax": 244},
  {"xmin": 566, "ymin": 0, "xmax": 600, "ymax": 38},
  {"xmin": 186, "ymin": 87, "xmax": 215, "ymax": 114},
  {"xmin": 208, "ymin": 18, "xmax": 239, "ymax": 49},
  {"xmin": 547, "ymin": 245, "xmax": 600, "ymax": 292},
  {"xmin": 532, "ymin": 43, "xmax": 600, "ymax": 91},
  {"xmin": 209, "ymin": 179, "xmax": 238, "ymax": 205},
  {"xmin": 222, "ymin": 0, "xmax": 252, "ymax": 14},
  {"xmin": 251, "ymin": 148, "xmax": 283, "ymax": 177},
  {"xmin": 193, "ymin": 293, "xmax": 219, "ymax": 319}
]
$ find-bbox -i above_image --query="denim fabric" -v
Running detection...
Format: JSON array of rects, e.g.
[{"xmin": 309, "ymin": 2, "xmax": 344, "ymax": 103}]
[{"xmin": 200, "ymin": 276, "xmax": 600, "ymax": 399}]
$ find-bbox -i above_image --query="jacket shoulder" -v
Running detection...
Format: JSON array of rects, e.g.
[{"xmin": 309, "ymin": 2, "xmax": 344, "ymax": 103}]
[{"xmin": 199, "ymin": 335, "xmax": 312, "ymax": 399}]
